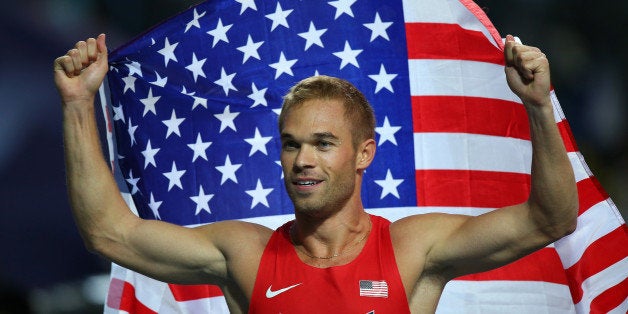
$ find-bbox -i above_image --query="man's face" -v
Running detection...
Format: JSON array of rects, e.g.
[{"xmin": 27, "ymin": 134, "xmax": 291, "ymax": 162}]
[{"xmin": 280, "ymin": 99, "xmax": 360, "ymax": 217}]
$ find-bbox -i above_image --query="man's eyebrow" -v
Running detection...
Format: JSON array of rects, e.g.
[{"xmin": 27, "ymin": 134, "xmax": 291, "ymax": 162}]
[
  {"xmin": 313, "ymin": 132, "xmax": 340, "ymax": 141},
  {"xmin": 279, "ymin": 132, "xmax": 340, "ymax": 141}
]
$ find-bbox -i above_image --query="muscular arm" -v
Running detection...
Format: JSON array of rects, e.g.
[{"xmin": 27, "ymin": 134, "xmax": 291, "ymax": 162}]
[
  {"xmin": 55, "ymin": 34, "xmax": 269, "ymax": 288},
  {"xmin": 394, "ymin": 35, "xmax": 578, "ymax": 282}
]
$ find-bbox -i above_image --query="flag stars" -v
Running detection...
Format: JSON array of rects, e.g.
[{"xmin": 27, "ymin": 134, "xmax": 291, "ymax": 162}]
[
  {"xmin": 140, "ymin": 88, "xmax": 161, "ymax": 116},
  {"xmin": 369, "ymin": 64, "xmax": 397, "ymax": 93},
  {"xmin": 246, "ymin": 179, "xmax": 273, "ymax": 209},
  {"xmin": 125, "ymin": 169, "xmax": 140, "ymax": 195},
  {"xmin": 141, "ymin": 140, "xmax": 160, "ymax": 169},
  {"xmin": 147, "ymin": 193, "xmax": 162, "ymax": 220},
  {"xmin": 122, "ymin": 75, "xmax": 137, "ymax": 94},
  {"xmin": 162, "ymin": 109, "xmax": 185, "ymax": 138},
  {"xmin": 191, "ymin": 95, "xmax": 207, "ymax": 110},
  {"xmin": 190, "ymin": 186, "xmax": 214, "ymax": 215},
  {"xmin": 127, "ymin": 117, "xmax": 138, "ymax": 146},
  {"xmin": 112, "ymin": 102, "xmax": 125, "ymax": 123},
  {"xmin": 214, "ymin": 105, "xmax": 240, "ymax": 132},
  {"xmin": 126, "ymin": 61, "xmax": 143, "ymax": 77},
  {"xmin": 363, "ymin": 13, "xmax": 393, "ymax": 42},
  {"xmin": 328, "ymin": 0, "xmax": 357, "ymax": 19},
  {"xmin": 185, "ymin": 53, "xmax": 207, "ymax": 82},
  {"xmin": 237, "ymin": 35, "xmax": 264, "ymax": 63},
  {"xmin": 298, "ymin": 21, "xmax": 327, "ymax": 50},
  {"xmin": 207, "ymin": 18, "xmax": 233, "ymax": 47},
  {"xmin": 216, "ymin": 155, "xmax": 242, "ymax": 185},
  {"xmin": 163, "ymin": 162, "xmax": 186, "ymax": 191},
  {"xmin": 245, "ymin": 128, "xmax": 273, "ymax": 156},
  {"xmin": 150, "ymin": 71, "xmax": 168, "ymax": 87},
  {"xmin": 235, "ymin": 0, "xmax": 258, "ymax": 15},
  {"xmin": 185, "ymin": 8, "xmax": 206, "ymax": 33},
  {"xmin": 187, "ymin": 133, "xmax": 212, "ymax": 162},
  {"xmin": 374, "ymin": 169, "xmax": 404, "ymax": 199},
  {"xmin": 333, "ymin": 41, "xmax": 362, "ymax": 69},
  {"xmin": 214, "ymin": 67, "xmax": 237, "ymax": 96},
  {"xmin": 375, "ymin": 116, "xmax": 401, "ymax": 146},
  {"xmin": 157, "ymin": 37, "xmax": 179, "ymax": 66},
  {"xmin": 265, "ymin": 2, "xmax": 293, "ymax": 31},
  {"xmin": 248, "ymin": 82, "xmax": 267, "ymax": 107},
  {"xmin": 269, "ymin": 52, "xmax": 297, "ymax": 79}
]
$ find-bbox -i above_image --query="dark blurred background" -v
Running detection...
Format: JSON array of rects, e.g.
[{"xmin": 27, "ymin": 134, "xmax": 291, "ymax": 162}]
[{"xmin": 0, "ymin": 0, "xmax": 625, "ymax": 313}]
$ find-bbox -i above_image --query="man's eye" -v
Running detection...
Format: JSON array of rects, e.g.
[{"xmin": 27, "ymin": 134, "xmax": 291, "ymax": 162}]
[
  {"xmin": 318, "ymin": 141, "xmax": 332, "ymax": 149},
  {"xmin": 282, "ymin": 142, "xmax": 298, "ymax": 150}
]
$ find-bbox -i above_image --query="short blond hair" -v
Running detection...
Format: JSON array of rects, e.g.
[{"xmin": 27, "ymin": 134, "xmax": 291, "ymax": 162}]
[{"xmin": 279, "ymin": 75, "xmax": 376, "ymax": 147}]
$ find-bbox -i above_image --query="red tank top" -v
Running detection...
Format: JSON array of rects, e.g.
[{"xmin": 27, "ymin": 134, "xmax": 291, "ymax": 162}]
[{"xmin": 249, "ymin": 215, "xmax": 410, "ymax": 313}]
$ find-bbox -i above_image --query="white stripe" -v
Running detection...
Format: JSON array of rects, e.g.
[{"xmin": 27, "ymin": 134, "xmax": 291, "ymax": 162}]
[
  {"xmin": 550, "ymin": 90, "xmax": 566, "ymax": 123},
  {"xmin": 554, "ymin": 200, "xmax": 625, "ymax": 268},
  {"xmin": 437, "ymin": 280, "xmax": 575, "ymax": 313},
  {"xmin": 408, "ymin": 59, "xmax": 521, "ymax": 102},
  {"xmin": 607, "ymin": 295, "xmax": 628, "ymax": 314},
  {"xmin": 414, "ymin": 132, "xmax": 531, "ymax": 173},
  {"xmin": 575, "ymin": 257, "xmax": 628, "ymax": 314},
  {"xmin": 402, "ymin": 0, "xmax": 498, "ymax": 47},
  {"xmin": 568, "ymin": 152, "xmax": 591, "ymax": 183}
]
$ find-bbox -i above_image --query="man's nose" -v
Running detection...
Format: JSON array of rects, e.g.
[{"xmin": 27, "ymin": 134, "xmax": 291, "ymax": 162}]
[{"xmin": 293, "ymin": 145, "xmax": 316, "ymax": 171}]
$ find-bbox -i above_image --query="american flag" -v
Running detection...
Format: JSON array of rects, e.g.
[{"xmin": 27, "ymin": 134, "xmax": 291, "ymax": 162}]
[
  {"xmin": 359, "ymin": 280, "xmax": 389, "ymax": 298},
  {"xmin": 100, "ymin": 0, "xmax": 628, "ymax": 313}
]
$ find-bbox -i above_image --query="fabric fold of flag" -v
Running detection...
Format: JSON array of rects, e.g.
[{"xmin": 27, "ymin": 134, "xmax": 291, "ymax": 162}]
[{"xmin": 100, "ymin": 0, "xmax": 628, "ymax": 312}]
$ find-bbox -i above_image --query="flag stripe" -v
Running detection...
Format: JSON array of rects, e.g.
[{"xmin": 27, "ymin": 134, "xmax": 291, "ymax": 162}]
[
  {"xmin": 415, "ymin": 170, "xmax": 529, "ymax": 208},
  {"xmin": 116, "ymin": 280, "xmax": 157, "ymax": 314},
  {"xmin": 555, "ymin": 200, "xmax": 624, "ymax": 268},
  {"xmin": 589, "ymin": 276, "xmax": 628, "ymax": 314},
  {"xmin": 565, "ymin": 226, "xmax": 628, "ymax": 302},
  {"xmin": 405, "ymin": 23, "xmax": 502, "ymax": 64},
  {"xmin": 574, "ymin": 257, "xmax": 628, "ymax": 311},
  {"xmin": 411, "ymin": 96, "xmax": 530, "ymax": 139},
  {"xmin": 401, "ymin": 0, "xmax": 501, "ymax": 48},
  {"xmin": 408, "ymin": 59, "xmax": 520, "ymax": 102},
  {"xmin": 577, "ymin": 178, "xmax": 611, "ymax": 215},
  {"xmin": 438, "ymin": 280, "xmax": 575, "ymax": 313},
  {"xmin": 414, "ymin": 133, "xmax": 531, "ymax": 173},
  {"xmin": 456, "ymin": 248, "xmax": 567, "ymax": 284},
  {"xmin": 168, "ymin": 283, "xmax": 224, "ymax": 301}
]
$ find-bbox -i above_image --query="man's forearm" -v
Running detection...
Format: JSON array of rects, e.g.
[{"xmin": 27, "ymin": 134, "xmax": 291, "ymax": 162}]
[
  {"xmin": 62, "ymin": 98, "xmax": 132, "ymax": 251},
  {"xmin": 526, "ymin": 98, "xmax": 578, "ymax": 238}
]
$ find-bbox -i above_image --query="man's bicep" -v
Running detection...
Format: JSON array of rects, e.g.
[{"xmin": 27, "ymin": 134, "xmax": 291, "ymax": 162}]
[
  {"xmin": 427, "ymin": 203, "xmax": 552, "ymax": 278},
  {"xmin": 99, "ymin": 217, "xmax": 233, "ymax": 285}
]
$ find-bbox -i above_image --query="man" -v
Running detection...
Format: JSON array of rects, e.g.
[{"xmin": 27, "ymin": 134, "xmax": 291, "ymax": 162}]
[{"xmin": 54, "ymin": 33, "xmax": 578, "ymax": 313}]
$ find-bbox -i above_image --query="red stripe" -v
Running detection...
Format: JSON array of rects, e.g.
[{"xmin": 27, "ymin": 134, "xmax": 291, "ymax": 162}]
[
  {"xmin": 457, "ymin": 248, "xmax": 568, "ymax": 284},
  {"xmin": 557, "ymin": 120, "xmax": 579, "ymax": 153},
  {"xmin": 411, "ymin": 96, "xmax": 529, "ymax": 139},
  {"xmin": 565, "ymin": 225, "xmax": 628, "ymax": 303},
  {"xmin": 168, "ymin": 283, "xmax": 224, "ymax": 301},
  {"xmin": 577, "ymin": 177, "xmax": 610, "ymax": 215},
  {"xmin": 406, "ymin": 23, "xmax": 504, "ymax": 64},
  {"xmin": 415, "ymin": 170, "xmax": 529, "ymax": 208},
  {"xmin": 106, "ymin": 279, "xmax": 156, "ymax": 314},
  {"xmin": 589, "ymin": 275, "xmax": 628, "ymax": 314}
]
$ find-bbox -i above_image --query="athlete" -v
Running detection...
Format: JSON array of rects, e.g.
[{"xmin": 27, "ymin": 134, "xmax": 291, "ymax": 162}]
[{"xmin": 54, "ymin": 33, "xmax": 578, "ymax": 313}]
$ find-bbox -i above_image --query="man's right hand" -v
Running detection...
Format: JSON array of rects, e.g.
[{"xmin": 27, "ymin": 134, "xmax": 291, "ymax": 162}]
[{"xmin": 53, "ymin": 34, "xmax": 109, "ymax": 107}]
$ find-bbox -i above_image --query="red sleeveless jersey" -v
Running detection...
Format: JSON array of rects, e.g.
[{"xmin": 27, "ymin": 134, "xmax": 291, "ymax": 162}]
[{"xmin": 249, "ymin": 215, "xmax": 410, "ymax": 313}]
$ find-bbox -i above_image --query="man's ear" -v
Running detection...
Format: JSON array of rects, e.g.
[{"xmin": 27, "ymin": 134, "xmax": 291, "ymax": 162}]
[{"xmin": 356, "ymin": 138, "xmax": 376, "ymax": 170}]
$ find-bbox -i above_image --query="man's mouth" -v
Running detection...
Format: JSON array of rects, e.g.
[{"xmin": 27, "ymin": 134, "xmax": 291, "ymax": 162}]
[{"xmin": 296, "ymin": 180, "xmax": 318, "ymax": 186}]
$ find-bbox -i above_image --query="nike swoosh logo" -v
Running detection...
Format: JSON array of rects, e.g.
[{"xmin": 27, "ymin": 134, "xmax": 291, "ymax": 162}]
[{"xmin": 265, "ymin": 283, "xmax": 302, "ymax": 298}]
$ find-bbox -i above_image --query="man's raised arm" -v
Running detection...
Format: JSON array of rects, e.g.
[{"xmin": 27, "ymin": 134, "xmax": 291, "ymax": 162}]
[
  {"xmin": 393, "ymin": 35, "xmax": 579, "ymax": 282},
  {"xmin": 53, "ymin": 34, "xmax": 267, "ymax": 286}
]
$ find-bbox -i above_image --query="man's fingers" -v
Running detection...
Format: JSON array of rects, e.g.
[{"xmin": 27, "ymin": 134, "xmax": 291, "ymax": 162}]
[
  {"xmin": 68, "ymin": 49, "xmax": 83, "ymax": 77},
  {"xmin": 54, "ymin": 55, "xmax": 76, "ymax": 78},
  {"xmin": 86, "ymin": 37, "xmax": 98, "ymax": 62}
]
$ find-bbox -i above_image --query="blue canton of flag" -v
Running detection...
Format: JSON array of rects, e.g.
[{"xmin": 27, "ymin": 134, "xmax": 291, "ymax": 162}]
[{"xmin": 106, "ymin": 0, "xmax": 416, "ymax": 226}]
